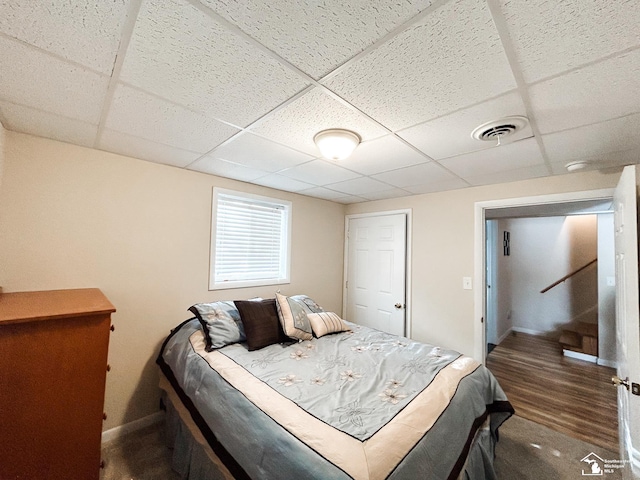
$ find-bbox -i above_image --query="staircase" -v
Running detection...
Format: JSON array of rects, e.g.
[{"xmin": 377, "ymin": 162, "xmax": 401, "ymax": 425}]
[{"xmin": 559, "ymin": 322, "xmax": 598, "ymax": 356}]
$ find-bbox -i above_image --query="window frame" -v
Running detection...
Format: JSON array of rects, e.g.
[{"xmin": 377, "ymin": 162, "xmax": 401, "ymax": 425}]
[{"xmin": 209, "ymin": 188, "xmax": 292, "ymax": 290}]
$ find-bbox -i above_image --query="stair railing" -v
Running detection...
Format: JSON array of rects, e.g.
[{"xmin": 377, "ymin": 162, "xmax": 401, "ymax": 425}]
[{"xmin": 540, "ymin": 258, "xmax": 598, "ymax": 293}]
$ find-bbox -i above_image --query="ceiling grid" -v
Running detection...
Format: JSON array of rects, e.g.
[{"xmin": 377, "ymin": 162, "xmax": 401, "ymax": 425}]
[{"xmin": 0, "ymin": 0, "xmax": 638, "ymax": 203}]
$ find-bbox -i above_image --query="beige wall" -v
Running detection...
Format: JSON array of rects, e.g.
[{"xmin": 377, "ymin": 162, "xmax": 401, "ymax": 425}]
[
  {"xmin": 497, "ymin": 215, "xmax": 598, "ymax": 337},
  {"xmin": 0, "ymin": 121, "xmax": 5, "ymax": 201},
  {"xmin": 346, "ymin": 171, "xmax": 620, "ymax": 357},
  {"xmin": 0, "ymin": 132, "xmax": 346, "ymax": 430}
]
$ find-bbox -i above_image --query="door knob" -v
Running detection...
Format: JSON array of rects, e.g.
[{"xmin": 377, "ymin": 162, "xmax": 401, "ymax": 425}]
[
  {"xmin": 612, "ymin": 375, "xmax": 630, "ymax": 390},
  {"xmin": 394, "ymin": 303, "xmax": 403, "ymax": 309}
]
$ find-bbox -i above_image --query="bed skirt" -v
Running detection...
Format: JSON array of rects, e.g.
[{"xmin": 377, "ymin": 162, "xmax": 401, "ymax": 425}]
[
  {"xmin": 159, "ymin": 373, "xmax": 500, "ymax": 480},
  {"xmin": 161, "ymin": 374, "xmax": 234, "ymax": 480}
]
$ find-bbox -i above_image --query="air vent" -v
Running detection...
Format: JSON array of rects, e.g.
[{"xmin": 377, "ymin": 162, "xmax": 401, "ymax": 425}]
[{"xmin": 471, "ymin": 116, "xmax": 529, "ymax": 143}]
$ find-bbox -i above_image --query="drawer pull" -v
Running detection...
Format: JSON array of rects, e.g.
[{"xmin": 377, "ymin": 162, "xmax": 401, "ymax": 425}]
[
  {"xmin": 110, "ymin": 324, "xmax": 115, "ymax": 332},
  {"xmin": 100, "ymin": 460, "xmax": 105, "ymax": 469},
  {"xmin": 106, "ymin": 364, "xmax": 111, "ymax": 372},
  {"xmin": 103, "ymin": 412, "xmax": 107, "ymax": 421}
]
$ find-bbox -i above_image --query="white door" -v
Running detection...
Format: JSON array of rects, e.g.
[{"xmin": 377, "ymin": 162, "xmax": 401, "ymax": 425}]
[
  {"xmin": 345, "ymin": 214, "xmax": 407, "ymax": 336},
  {"xmin": 613, "ymin": 165, "xmax": 640, "ymax": 478}
]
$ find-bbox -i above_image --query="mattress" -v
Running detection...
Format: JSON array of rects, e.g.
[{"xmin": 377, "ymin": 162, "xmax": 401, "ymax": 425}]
[{"xmin": 157, "ymin": 318, "xmax": 513, "ymax": 479}]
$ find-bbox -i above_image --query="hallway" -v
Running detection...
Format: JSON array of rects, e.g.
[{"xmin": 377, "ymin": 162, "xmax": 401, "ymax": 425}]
[{"xmin": 487, "ymin": 331, "xmax": 618, "ymax": 452}]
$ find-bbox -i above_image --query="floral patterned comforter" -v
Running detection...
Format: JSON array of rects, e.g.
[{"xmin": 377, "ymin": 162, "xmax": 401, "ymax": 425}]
[{"xmin": 159, "ymin": 318, "xmax": 513, "ymax": 480}]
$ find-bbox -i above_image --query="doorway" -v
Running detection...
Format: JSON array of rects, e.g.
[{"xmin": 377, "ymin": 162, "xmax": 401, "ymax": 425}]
[
  {"xmin": 474, "ymin": 190, "xmax": 620, "ymax": 451},
  {"xmin": 483, "ymin": 206, "xmax": 618, "ymax": 451}
]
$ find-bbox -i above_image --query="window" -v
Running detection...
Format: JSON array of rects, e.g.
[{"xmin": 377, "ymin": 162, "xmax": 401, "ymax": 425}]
[{"xmin": 210, "ymin": 188, "xmax": 291, "ymax": 290}]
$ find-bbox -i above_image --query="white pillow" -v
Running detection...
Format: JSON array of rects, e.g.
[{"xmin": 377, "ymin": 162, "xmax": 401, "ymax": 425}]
[{"xmin": 307, "ymin": 311, "xmax": 351, "ymax": 338}]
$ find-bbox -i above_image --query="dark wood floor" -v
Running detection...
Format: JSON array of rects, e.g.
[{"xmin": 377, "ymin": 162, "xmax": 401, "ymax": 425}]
[{"xmin": 486, "ymin": 331, "xmax": 619, "ymax": 452}]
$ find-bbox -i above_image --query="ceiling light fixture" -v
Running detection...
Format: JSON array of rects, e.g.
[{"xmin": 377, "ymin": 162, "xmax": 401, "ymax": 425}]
[
  {"xmin": 314, "ymin": 129, "xmax": 361, "ymax": 161},
  {"xmin": 565, "ymin": 161, "xmax": 589, "ymax": 172}
]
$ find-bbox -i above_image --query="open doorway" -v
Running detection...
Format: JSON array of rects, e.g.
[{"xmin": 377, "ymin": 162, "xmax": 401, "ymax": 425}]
[{"xmin": 484, "ymin": 207, "xmax": 618, "ymax": 451}]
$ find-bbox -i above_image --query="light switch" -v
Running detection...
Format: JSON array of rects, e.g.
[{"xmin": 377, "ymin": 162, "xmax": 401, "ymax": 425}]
[
  {"xmin": 607, "ymin": 276, "xmax": 615, "ymax": 287},
  {"xmin": 463, "ymin": 277, "xmax": 472, "ymax": 290}
]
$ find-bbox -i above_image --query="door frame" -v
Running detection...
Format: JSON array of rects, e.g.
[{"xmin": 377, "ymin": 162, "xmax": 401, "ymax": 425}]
[
  {"xmin": 343, "ymin": 209, "xmax": 413, "ymax": 338},
  {"xmin": 473, "ymin": 188, "xmax": 615, "ymax": 363}
]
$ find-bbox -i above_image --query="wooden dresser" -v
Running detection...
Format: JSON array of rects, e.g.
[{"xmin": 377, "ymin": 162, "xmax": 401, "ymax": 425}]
[{"xmin": 0, "ymin": 288, "xmax": 115, "ymax": 480}]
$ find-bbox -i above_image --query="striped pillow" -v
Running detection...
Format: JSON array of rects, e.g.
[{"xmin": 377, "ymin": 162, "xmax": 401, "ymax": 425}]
[{"xmin": 307, "ymin": 312, "xmax": 351, "ymax": 338}]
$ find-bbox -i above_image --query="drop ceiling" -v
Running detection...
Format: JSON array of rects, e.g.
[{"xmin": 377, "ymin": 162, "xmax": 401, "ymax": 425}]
[{"xmin": 1, "ymin": 0, "xmax": 639, "ymax": 204}]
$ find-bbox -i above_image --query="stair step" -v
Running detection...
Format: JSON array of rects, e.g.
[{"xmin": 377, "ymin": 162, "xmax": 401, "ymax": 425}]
[
  {"xmin": 559, "ymin": 330, "xmax": 582, "ymax": 348},
  {"xmin": 563, "ymin": 322, "xmax": 598, "ymax": 337}
]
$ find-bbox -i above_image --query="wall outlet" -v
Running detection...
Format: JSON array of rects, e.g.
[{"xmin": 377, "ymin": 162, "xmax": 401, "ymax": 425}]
[
  {"xmin": 606, "ymin": 276, "xmax": 615, "ymax": 287},
  {"xmin": 463, "ymin": 277, "xmax": 472, "ymax": 290}
]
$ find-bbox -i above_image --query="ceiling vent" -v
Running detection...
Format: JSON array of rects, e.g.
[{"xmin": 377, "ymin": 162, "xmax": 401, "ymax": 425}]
[{"xmin": 471, "ymin": 116, "xmax": 529, "ymax": 144}]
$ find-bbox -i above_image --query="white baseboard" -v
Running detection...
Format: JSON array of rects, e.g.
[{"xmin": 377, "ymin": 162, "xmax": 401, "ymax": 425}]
[
  {"xmin": 597, "ymin": 358, "xmax": 617, "ymax": 368},
  {"xmin": 101, "ymin": 411, "xmax": 164, "ymax": 444},
  {"xmin": 562, "ymin": 349, "xmax": 598, "ymax": 364},
  {"xmin": 512, "ymin": 326, "xmax": 548, "ymax": 337},
  {"xmin": 496, "ymin": 328, "xmax": 512, "ymax": 345}
]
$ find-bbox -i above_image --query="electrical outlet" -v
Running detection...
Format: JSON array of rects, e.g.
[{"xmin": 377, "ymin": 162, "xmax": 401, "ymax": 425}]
[
  {"xmin": 632, "ymin": 383, "xmax": 640, "ymax": 396},
  {"xmin": 463, "ymin": 277, "xmax": 472, "ymax": 290}
]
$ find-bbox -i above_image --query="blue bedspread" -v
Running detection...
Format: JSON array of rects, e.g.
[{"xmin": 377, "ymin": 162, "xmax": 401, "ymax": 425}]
[{"xmin": 159, "ymin": 318, "xmax": 513, "ymax": 480}]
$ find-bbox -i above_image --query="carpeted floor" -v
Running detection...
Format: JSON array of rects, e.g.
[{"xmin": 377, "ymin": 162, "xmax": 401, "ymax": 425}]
[
  {"xmin": 495, "ymin": 415, "xmax": 624, "ymax": 480},
  {"xmin": 101, "ymin": 413, "xmax": 629, "ymax": 479}
]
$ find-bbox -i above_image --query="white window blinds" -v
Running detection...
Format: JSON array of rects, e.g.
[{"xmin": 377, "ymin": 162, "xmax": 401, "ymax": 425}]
[{"xmin": 210, "ymin": 190, "xmax": 291, "ymax": 289}]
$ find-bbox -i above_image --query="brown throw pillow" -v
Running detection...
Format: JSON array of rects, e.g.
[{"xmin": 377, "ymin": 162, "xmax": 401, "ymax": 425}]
[{"xmin": 235, "ymin": 299, "xmax": 288, "ymax": 351}]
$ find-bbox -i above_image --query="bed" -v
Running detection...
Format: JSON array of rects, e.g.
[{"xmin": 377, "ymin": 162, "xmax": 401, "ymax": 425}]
[{"xmin": 156, "ymin": 295, "xmax": 513, "ymax": 480}]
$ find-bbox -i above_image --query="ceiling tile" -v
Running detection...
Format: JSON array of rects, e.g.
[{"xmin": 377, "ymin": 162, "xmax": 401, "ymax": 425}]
[
  {"xmin": 498, "ymin": 0, "xmax": 640, "ymax": 83},
  {"xmin": 0, "ymin": 36, "xmax": 108, "ymax": 124},
  {"xmin": 279, "ymin": 159, "xmax": 361, "ymax": 186},
  {"xmin": 0, "ymin": 0, "xmax": 129, "ymax": 74},
  {"xmin": 198, "ymin": 0, "xmax": 434, "ymax": 79},
  {"xmin": 398, "ymin": 92, "xmax": 532, "ymax": 160},
  {"xmin": 210, "ymin": 132, "xmax": 313, "ymax": 172},
  {"xmin": 333, "ymin": 195, "xmax": 368, "ymax": 204},
  {"xmin": 188, "ymin": 157, "xmax": 270, "ymax": 182},
  {"xmin": 298, "ymin": 186, "xmax": 352, "ymax": 201},
  {"xmin": 119, "ymin": 0, "xmax": 310, "ymax": 127},
  {"xmin": 548, "ymin": 147, "xmax": 640, "ymax": 175},
  {"xmin": 372, "ymin": 162, "xmax": 461, "ymax": 188},
  {"xmin": 325, "ymin": 176, "xmax": 392, "ymax": 196},
  {"xmin": 98, "ymin": 129, "xmax": 201, "ymax": 168},
  {"xmin": 105, "ymin": 84, "xmax": 239, "ymax": 153},
  {"xmin": 360, "ymin": 188, "xmax": 414, "ymax": 201},
  {"xmin": 251, "ymin": 174, "xmax": 314, "ymax": 192},
  {"xmin": 530, "ymin": 50, "xmax": 640, "ymax": 135},
  {"xmin": 438, "ymin": 138, "xmax": 546, "ymax": 178},
  {"xmin": 323, "ymin": 0, "xmax": 517, "ymax": 131},
  {"xmin": 465, "ymin": 164, "xmax": 549, "ymax": 186},
  {"xmin": 339, "ymin": 134, "xmax": 429, "ymax": 175},
  {"xmin": 0, "ymin": 101, "xmax": 98, "ymax": 148},
  {"xmin": 542, "ymin": 114, "xmax": 640, "ymax": 165},
  {"xmin": 404, "ymin": 178, "xmax": 469, "ymax": 194},
  {"xmin": 250, "ymin": 87, "xmax": 387, "ymax": 156}
]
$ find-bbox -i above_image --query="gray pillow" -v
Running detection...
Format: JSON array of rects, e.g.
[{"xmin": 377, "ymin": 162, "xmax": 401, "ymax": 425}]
[{"xmin": 189, "ymin": 301, "xmax": 245, "ymax": 351}]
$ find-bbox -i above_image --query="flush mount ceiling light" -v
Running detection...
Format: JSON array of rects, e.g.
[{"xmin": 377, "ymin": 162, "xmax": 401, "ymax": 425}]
[
  {"xmin": 313, "ymin": 129, "xmax": 361, "ymax": 161},
  {"xmin": 471, "ymin": 116, "xmax": 529, "ymax": 146},
  {"xmin": 565, "ymin": 161, "xmax": 590, "ymax": 172}
]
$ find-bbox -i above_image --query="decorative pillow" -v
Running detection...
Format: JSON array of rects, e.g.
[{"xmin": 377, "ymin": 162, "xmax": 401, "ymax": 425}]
[
  {"xmin": 307, "ymin": 312, "xmax": 351, "ymax": 338},
  {"xmin": 189, "ymin": 301, "xmax": 246, "ymax": 351},
  {"xmin": 235, "ymin": 299, "xmax": 289, "ymax": 351},
  {"xmin": 275, "ymin": 293, "xmax": 323, "ymax": 341}
]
